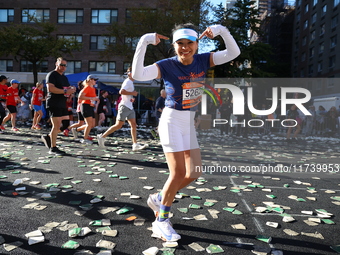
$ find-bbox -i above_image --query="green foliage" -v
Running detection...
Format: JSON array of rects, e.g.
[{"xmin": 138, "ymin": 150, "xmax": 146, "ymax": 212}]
[
  {"xmin": 102, "ymin": 0, "xmax": 212, "ymax": 65},
  {"xmin": 212, "ymin": 0, "xmax": 276, "ymax": 78},
  {"xmin": 0, "ymin": 17, "xmax": 81, "ymax": 83}
]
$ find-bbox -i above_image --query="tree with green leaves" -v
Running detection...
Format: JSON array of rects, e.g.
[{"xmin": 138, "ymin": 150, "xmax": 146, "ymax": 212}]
[
  {"xmin": 0, "ymin": 18, "xmax": 81, "ymax": 84},
  {"xmin": 212, "ymin": 0, "xmax": 276, "ymax": 78},
  {"xmin": 102, "ymin": 0, "xmax": 212, "ymax": 67}
]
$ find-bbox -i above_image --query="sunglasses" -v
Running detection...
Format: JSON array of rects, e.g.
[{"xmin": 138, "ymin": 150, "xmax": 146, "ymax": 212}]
[{"xmin": 59, "ymin": 64, "xmax": 67, "ymax": 67}]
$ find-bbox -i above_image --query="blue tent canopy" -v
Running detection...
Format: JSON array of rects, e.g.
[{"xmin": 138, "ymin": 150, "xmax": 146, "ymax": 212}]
[
  {"xmin": 65, "ymin": 72, "xmax": 119, "ymax": 95},
  {"xmin": 66, "ymin": 72, "xmax": 89, "ymax": 87},
  {"xmin": 98, "ymin": 81, "xmax": 119, "ymax": 95}
]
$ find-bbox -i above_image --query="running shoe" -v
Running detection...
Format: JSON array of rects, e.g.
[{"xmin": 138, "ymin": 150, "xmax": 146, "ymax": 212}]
[
  {"xmin": 0, "ymin": 125, "xmax": 5, "ymax": 130},
  {"xmin": 31, "ymin": 126, "xmax": 36, "ymax": 130},
  {"xmin": 49, "ymin": 147, "xmax": 66, "ymax": 156},
  {"xmin": 41, "ymin": 134, "xmax": 51, "ymax": 148},
  {"xmin": 80, "ymin": 138, "xmax": 93, "ymax": 144},
  {"xmin": 34, "ymin": 125, "xmax": 42, "ymax": 130},
  {"xmin": 97, "ymin": 133, "xmax": 106, "ymax": 148},
  {"xmin": 132, "ymin": 143, "xmax": 147, "ymax": 151},
  {"xmin": 71, "ymin": 128, "xmax": 78, "ymax": 139},
  {"xmin": 147, "ymin": 193, "xmax": 161, "ymax": 216},
  {"xmin": 151, "ymin": 219, "xmax": 181, "ymax": 242},
  {"xmin": 63, "ymin": 129, "xmax": 69, "ymax": 137},
  {"xmin": 12, "ymin": 127, "xmax": 19, "ymax": 131},
  {"xmin": 87, "ymin": 136, "xmax": 94, "ymax": 141}
]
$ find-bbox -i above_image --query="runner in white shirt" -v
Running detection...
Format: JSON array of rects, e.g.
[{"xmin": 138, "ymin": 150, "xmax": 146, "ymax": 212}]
[{"xmin": 97, "ymin": 67, "xmax": 147, "ymax": 151}]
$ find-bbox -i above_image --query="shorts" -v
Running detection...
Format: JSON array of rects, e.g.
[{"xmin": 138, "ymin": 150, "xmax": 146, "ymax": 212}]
[
  {"xmin": 48, "ymin": 106, "xmax": 68, "ymax": 118},
  {"xmin": 158, "ymin": 107, "xmax": 199, "ymax": 153},
  {"xmin": 77, "ymin": 111, "xmax": 84, "ymax": 121},
  {"xmin": 81, "ymin": 104, "xmax": 95, "ymax": 118},
  {"xmin": 7, "ymin": 105, "xmax": 17, "ymax": 114},
  {"xmin": 117, "ymin": 105, "xmax": 135, "ymax": 121},
  {"xmin": 33, "ymin": 105, "xmax": 42, "ymax": 112}
]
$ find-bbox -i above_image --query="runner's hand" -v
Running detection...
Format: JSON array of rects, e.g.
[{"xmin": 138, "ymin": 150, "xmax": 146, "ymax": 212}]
[{"xmin": 154, "ymin": 34, "xmax": 169, "ymax": 45}]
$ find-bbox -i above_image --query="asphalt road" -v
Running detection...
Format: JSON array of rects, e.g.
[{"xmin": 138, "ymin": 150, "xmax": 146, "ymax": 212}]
[{"xmin": 0, "ymin": 127, "xmax": 339, "ymax": 255}]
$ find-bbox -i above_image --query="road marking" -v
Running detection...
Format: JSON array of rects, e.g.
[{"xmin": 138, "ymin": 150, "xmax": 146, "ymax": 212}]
[
  {"xmin": 253, "ymin": 217, "xmax": 264, "ymax": 232},
  {"xmin": 241, "ymin": 198, "xmax": 252, "ymax": 212}
]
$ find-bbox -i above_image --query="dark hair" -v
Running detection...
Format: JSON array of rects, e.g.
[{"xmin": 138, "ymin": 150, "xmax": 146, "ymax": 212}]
[
  {"xmin": 172, "ymin": 23, "xmax": 198, "ymax": 37},
  {"xmin": 77, "ymin": 80, "xmax": 84, "ymax": 90},
  {"xmin": 101, "ymin": 90, "xmax": 107, "ymax": 95}
]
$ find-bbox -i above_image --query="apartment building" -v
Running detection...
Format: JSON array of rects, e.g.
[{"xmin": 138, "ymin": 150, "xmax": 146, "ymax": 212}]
[{"xmin": 0, "ymin": 0, "xmax": 157, "ymax": 80}]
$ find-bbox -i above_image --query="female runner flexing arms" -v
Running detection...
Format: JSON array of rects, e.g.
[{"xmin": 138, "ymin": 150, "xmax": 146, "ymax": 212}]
[{"xmin": 132, "ymin": 23, "xmax": 240, "ymax": 242}]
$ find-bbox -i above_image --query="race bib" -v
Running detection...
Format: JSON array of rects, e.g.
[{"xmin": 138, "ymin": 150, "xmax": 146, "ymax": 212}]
[{"xmin": 182, "ymin": 82, "xmax": 203, "ymax": 109}]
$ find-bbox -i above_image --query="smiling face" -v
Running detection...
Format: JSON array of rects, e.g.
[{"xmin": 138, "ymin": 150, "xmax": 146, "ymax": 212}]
[{"xmin": 173, "ymin": 39, "xmax": 198, "ymax": 65}]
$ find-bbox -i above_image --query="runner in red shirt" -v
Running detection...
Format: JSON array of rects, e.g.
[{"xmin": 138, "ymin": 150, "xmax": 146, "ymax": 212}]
[
  {"xmin": 2, "ymin": 79, "xmax": 21, "ymax": 131},
  {"xmin": 31, "ymin": 82, "xmax": 45, "ymax": 130},
  {"xmin": 0, "ymin": 75, "xmax": 8, "ymax": 132}
]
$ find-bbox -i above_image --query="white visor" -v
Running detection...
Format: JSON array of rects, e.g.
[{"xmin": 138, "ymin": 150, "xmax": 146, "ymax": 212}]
[{"xmin": 173, "ymin": 28, "xmax": 198, "ymax": 43}]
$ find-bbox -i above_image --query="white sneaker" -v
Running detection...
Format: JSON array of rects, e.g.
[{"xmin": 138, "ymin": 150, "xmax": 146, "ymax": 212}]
[
  {"xmin": 147, "ymin": 193, "xmax": 161, "ymax": 216},
  {"xmin": 97, "ymin": 133, "xmax": 106, "ymax": 148},
  {"xmin": 132, "ymin": 143, "xmax": 147, "ymax": 151},
  {"xmin": 80, "ymin": 139, "xmax": 93, "ymax": 144},
  {"xmin": 71, "ymin": 128, "xmax": 78, "ymax": 139},
  {"xmin": 152, "ymin": 219, "xmax": 181, "ymax": 242}
]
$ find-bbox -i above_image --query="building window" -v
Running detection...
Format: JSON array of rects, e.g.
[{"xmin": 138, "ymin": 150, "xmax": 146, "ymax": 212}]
[
  {"xmin": 91, "ymin": 9, "xmax": 118, "ymax": 24},
  {"xmin": 335, "ymin": 0, "xmax": 340, "ymax": 7},
  {"xmin": 296, "ymin": 27, "xmax": 300, "ymax": 36},
  {"xmin": 309, "ymin": 47, "xmax": 314, "ymax": 58},
  {"xmin": 331, "ymin": 15, "xmax": 338, "ymax": 28},
  {"xmin": 301, "ymin": 52, "xmax": 306, "ymax": 62},
  {"xmin": 329, "ymin": 56, "xmax": 336, "ymax": 68},
  {"xmin": 322, "ymin": 5, "xmax": 327, "ymax": 16},
  {"xmin": 318, "ymin": 61, "xmax": 323, "ymax": 72},
  {"xmin": 90, "ymin": 36, "xmax": 116, "ymax": 50},
  {"xmin": 300, "ymin": 69, "xmax": 305, "ymax": 77},
  {"xmin": 124, "ymin": 37, "xmax": 139, "ymax": 50},
  {"xmin": 319, "ymin": 42, "xmax": 324, "ymax": 53},
  {"xmin": 89, "ymin": 62, "xmax": 116, "ymax": 74},
  {"xmin": 0, "ymin": 9, "xmax": 14, "ymax": 23},
  {"xmin": 297, "ymin": 0, "xmax": 301, "ymax": 6},
  {"xmin": 302, "ymin": 36, "xmax": 307, "ymax": 46},
  {"xmin": 320, "ymin": 24, "xmax": 325, "ymax": 35},
  {"xmin": 313, "ymin": 0, "xmax": 318, "ymax": 6},
  {"xmin": 303, "ymin": 20, "xmax": 309, "ymax": 29},
  {"xmin": 20, "ymin": 60, "xmax": 48, "ymax": 72},
  {"xmin": 58, "ymin": 9, "xmax": 83, "ymax": 23},
  {"xmin": 296, "ymin": 13, "xmax": 300, "ymax": 22},
  {"xmin": 330, "ymin": 35, "xmax": 337, "ymax": 48},
  {"xmin": 308, "ymin": 65, "xmax": 313, "ymax": 75},
  {"xmin": 66, "ymin": 61, "xmax": 82, "ymax": 74},
  {"xmin": 311, "ymin": 13, "xmax": 317, "ymax": 24},
  {"xmin": 311, "ymin": 30, "xmax": 316, "ymax": 41},
  {"xmin": 22, "ymin": 9, "xmax": 50, "ymax": 23},
  {"xmin": 305, "ymin": 4, "xmax": 309, "ymax": 13},
  {"xmin": 0, "ymin": 60, "xmax": 13, "ymax": 71}
]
